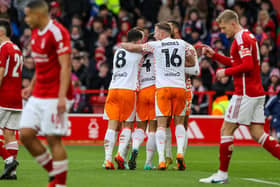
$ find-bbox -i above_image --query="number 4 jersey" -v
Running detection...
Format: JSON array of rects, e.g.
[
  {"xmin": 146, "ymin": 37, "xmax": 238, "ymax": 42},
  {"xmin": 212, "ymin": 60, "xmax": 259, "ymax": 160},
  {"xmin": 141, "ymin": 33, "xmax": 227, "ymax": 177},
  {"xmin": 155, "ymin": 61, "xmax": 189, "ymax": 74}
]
[
  {"xmin": 109, "ymin": 48, "xmax": 143, "ymax": 90},
  {"xmin": 0, "ymin": 41, "xmax": 23, "ymax": 111},
  {"xmin": 142, "ymin": 37, "xmax": 187, "ymax": 89}
]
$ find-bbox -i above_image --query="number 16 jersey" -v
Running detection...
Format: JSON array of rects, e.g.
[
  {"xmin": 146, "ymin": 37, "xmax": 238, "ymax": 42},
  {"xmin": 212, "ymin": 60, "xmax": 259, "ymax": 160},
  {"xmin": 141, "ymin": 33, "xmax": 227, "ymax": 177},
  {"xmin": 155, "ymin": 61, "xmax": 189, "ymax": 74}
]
[
  {"xmin": 109, "ymin": 48, "xmax": 143, "ymax": 90},
  {"xmin": 142, "ymin": 37, "xmax": 187, "ymax": 89}
]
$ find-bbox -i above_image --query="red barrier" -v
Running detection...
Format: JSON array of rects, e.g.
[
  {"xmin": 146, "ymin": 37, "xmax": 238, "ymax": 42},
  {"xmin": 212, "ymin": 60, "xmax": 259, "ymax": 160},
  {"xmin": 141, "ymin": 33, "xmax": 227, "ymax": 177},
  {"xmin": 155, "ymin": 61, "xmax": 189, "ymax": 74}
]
[{"xmin": 54, "ymin": 114, "xmax": 269, "ymax": 145}]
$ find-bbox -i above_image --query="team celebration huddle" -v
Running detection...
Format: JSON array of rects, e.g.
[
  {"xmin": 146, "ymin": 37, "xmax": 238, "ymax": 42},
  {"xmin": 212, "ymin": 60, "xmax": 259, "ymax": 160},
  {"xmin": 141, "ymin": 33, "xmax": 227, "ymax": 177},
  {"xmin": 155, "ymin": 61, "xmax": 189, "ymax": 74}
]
[{"xmin": 0, "ymin": 0, "xmax": 280, "ymax": 186}]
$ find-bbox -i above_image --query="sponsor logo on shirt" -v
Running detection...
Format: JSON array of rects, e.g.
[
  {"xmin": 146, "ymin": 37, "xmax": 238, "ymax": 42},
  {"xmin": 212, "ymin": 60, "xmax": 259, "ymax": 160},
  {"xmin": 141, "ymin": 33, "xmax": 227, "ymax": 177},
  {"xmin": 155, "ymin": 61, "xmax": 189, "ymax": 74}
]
[
  {"xmin": 164, "ymin": 72, "xmax": 180, "ymax": 76},
  {"xmin": 113, "ymin": 72, "xmax": 127, "ymax": 80}
]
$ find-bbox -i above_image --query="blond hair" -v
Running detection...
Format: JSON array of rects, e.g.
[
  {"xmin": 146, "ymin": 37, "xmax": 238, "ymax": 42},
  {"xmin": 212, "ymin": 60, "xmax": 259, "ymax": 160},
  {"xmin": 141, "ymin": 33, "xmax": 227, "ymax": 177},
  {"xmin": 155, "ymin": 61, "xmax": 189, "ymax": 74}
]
[{"xmin": 216, "ymin": 9, "xmax": 239, "ymax": 24}]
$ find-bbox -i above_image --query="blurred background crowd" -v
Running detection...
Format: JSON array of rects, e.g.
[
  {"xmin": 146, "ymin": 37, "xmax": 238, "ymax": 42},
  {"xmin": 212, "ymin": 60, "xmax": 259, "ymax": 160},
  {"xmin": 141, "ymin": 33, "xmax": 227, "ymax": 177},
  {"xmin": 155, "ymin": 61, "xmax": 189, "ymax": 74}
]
[{"xmin": 1, "ymin": 0, "xmax": 280, "ymax": 114}]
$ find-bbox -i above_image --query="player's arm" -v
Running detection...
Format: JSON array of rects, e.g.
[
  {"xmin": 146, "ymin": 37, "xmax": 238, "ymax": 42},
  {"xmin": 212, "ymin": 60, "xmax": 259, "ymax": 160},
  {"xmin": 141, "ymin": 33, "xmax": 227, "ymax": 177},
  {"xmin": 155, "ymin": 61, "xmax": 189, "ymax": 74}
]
[
  {"xmin": 58, "ymin": 53, "xmax": 71, "ymax": 114},
  {"xmin": 22, "ymin": 74, "xmax": 36, "ymax": 99},
  {"xmin": 224, "ymin": 44, "xmax": 254, "ymax": 76},
  {"xmin": 185, "ymin": 45, "xmax": 200, "ymax": 75},
  {"xmin": 0, "ymin": 67, "xmax": 4, "ymax": 87},
  {"xmin": 199, "ymin": 44, "xmax": 232, "ymax": 66},
  {"xmin": 120, "ymin": 42, "xmax": 143, "ymax": 53}
]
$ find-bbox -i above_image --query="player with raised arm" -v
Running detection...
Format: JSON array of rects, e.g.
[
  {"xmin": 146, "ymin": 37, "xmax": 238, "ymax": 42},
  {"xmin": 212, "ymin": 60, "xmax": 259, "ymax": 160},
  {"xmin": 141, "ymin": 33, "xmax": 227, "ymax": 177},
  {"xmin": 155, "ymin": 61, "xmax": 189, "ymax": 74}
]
[
  {"xmin": 166, "ymin": 20, "xmax": 200, "ymax": 169},
  {"xmin": 20, "ymin": 1, "xmax": 73, "ymax": 187},
  {"xmin": 121, "ymin": 22, "xmax": 192, "ymax": 170},
  {"xmin": 103, "ymin": 29, "xmax": 144, "ymax": 170},
  {"xmin": 0, "ymin": 19, "xmax": 22, "ymax": 180},
  {"xmin": 199, "ymin": 10, "xmax": 280, "ymax": 184},
  {"xmin": 127, "ymin": 33, "xmax": 157, "ymax": 170}
]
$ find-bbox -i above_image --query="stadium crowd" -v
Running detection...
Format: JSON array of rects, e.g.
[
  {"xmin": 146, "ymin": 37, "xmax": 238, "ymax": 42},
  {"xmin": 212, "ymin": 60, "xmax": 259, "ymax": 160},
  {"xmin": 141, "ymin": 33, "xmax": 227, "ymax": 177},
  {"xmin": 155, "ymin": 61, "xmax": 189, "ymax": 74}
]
[{"xmin": 1, "ymin": 0, "xmax": 280, "ymax": 114}]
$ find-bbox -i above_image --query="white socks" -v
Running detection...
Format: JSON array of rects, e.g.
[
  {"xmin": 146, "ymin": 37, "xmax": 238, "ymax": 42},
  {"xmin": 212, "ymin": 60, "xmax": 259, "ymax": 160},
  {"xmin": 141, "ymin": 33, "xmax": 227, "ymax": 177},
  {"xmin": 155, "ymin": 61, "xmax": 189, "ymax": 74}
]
[
  {"xmin": 165, "ymin": 128, "xmax": 172, "ymax": 158},
  {"xmin": 156, "ymin": 127, "xmax": 166, "ymax": 163},
  {"xmin": 132, "ymin": 128, "xmax": 145, "ymax": 150},
  {"xmin": 175, "ymin": 124, "xmax": 185, "ymax": 154},
  {"xmin": 183, "ymin": 129, "xmax": 188, "ymax": 156},
  {"xmin": 146, "ymin": 132, "xmax": 156, "ymax": 165},
  {"xmin": 104, "ymin": 129, "xmax": 116, "ymax": 162},
  {"xmin": 118, "ymin": 128, "xmax": 132, "ymax": 160}
]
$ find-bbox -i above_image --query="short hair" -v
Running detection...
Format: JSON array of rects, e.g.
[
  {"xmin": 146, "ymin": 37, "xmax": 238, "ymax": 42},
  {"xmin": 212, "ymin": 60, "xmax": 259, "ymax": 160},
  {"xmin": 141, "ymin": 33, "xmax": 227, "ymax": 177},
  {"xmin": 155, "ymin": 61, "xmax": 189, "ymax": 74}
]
[
  {"xmin": 26, "ymin": 0, "xmax": 48, "ymax": 13},
  {"xmin": 0, "ymin": 19, "xmax": 11, "ymax": 37},
  {"xmin": 147, "ymin": 33, "xmax": 155, "ymax": 42},
  {"xmin": 155, "ymin": 22, "xmax": 171, "ymax": 34},
  {"xmin": 168, "ymin": 20, "xmax": 180, "ymax": 29},
  {"xmin": 216, "ymin": 9, "xmax": 239, "ymax": 24},
  {"xmin": 127, "ymin": 29, "xmax": 143, "ymax": 42}
]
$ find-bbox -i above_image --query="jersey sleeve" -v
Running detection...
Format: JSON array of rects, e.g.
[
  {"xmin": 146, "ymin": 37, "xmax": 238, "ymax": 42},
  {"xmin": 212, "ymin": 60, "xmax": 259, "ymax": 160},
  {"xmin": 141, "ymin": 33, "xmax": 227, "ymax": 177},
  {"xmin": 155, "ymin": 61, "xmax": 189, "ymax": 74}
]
[
  {"xmin": 54, "ymin": 27, "xmax": 71, "ymax": 56},
  {"xmin": 0, "ymin": 45, "xmax": 8, "ymax": 68},
  {"xmin": 225, "ymin": 38, "xmax": 254, "ymax": 76},
  {"xmin": 142, "ymin": 41, "xmax": 156, "ymax": 53}
]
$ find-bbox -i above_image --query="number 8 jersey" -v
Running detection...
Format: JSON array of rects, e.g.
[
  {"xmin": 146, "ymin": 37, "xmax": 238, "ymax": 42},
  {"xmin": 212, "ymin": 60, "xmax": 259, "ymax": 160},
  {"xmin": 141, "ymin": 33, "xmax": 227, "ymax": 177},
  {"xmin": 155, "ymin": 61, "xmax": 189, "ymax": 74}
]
[
  {"xmin": 142, "ymin": 37, "xmax": 187, "ymax": 89},
  {"xmin": 0, "ymin": 41, "xmax": 23, "ymax": 110},
  {"xmin": 109, "ymin": 48, "xmax": 143, "ymax": 90}
]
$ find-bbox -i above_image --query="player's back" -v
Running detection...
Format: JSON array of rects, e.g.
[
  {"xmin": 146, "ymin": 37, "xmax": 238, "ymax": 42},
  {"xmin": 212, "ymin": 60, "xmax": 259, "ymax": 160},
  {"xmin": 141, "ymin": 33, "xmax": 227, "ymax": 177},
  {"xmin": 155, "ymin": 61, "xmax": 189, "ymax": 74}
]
[
  {"xmin": 109, "ymin": 48, "xmax": 143, "ymax": 90},
  {"xmin": 31, "ymin": 19, "xmax": 72, "ymax": 99},
  {"xmin": 230, "ymin": 29, "xmax": 264, "ymax": 97},
  {"xmin": 146, "ymin": 37, "xmax": 186, "ymax": 89},
  {"xmin": 139, "ymin": 53, "xmax": 155, "ymax": 89},
  {"xmin": 0, "ymin": 41, "xmax": 23, "ymax": 110}
]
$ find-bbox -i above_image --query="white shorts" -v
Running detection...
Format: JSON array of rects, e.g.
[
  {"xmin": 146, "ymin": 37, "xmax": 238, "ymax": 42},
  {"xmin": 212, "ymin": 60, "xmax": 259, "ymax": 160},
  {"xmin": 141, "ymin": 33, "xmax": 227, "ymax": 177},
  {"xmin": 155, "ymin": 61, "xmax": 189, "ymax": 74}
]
[
  {"xmin": 225, "ymin": 95, "xmax": 265, "ymax": 125},
  {"xmin": 0, "ymin": 109, "xmax": 21, "ymax": 130},
  {"xmin": 19, "ymin": 97, "xmax": 73, "ymax": 136}
]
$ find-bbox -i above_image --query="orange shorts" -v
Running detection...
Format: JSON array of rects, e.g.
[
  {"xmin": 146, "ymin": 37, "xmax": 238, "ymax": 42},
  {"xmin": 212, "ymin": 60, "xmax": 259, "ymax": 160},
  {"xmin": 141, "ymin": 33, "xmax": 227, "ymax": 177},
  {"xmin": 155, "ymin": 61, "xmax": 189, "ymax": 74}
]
[
  {"xmin": 155, "ymin": 87, "xmax": 187, "ymax": 117},
  {"xmin": 104, "ymin": 89, "xmax": 136, "ymax": 122},
  {"xmin": 136, "ymin": 85, "xmax": 156, "ymax": 121},
  {"xmin": 185, "ymin": 90, "xmax": 192, "ymax": 115}
]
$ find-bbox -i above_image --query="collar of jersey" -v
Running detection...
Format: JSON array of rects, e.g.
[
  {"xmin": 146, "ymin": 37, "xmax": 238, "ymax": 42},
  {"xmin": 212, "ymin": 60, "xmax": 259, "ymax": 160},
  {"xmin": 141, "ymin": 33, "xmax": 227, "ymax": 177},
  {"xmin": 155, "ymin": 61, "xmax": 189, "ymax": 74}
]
[{"xmin": 38, "ymin": 19, "xmax": 53, "ymax": 36}]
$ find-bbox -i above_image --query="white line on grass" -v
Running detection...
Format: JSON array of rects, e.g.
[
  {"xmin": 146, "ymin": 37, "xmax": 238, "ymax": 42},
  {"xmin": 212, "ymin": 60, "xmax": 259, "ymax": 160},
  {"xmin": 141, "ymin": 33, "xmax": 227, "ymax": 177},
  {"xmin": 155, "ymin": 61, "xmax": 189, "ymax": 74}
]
[{"xmin": 241, "ymin": 178, "xmax": 280, "ymax": 186}]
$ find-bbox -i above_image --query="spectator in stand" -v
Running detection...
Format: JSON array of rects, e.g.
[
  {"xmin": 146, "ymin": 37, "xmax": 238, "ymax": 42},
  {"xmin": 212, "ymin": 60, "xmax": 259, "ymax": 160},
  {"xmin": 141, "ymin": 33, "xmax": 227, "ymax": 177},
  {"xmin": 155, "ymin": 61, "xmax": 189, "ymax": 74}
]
[
  {"xmin": 63, "ymin": 0, "xmax": 90, "ymax": 26},
  {"xmin": 136, "ymin": 17, "xmax": 146, "ymax": 29},
  {"xmin": 268, "ymin": 68, "xmax": 280, "ymax": 98},
  {"xmin": 95, "ymin": 0, "xmax": 121, "ymax": 15},
  {"xmin": 139, "ymin": 0, "xmax": 161, "ymax": 25},
  {"xmin": 261, "ymin": 62, "xmax": 272, "ymax": 91},
  {"xmin": 97, "ymin": 4, "xmax": 118, "ymax": 37},
  {"xmin": 116, "ymin": 20, "xmax": 131, "ymax": 43},
  {"xmin": 157, "ymin": 0, "xmax": 181, "ymax": 23},
  {"xmin": 72, "ymin": 56, "xmax": 87, "ymax": 86},
  {"xmin": 20, "ymin": 28, "xmax": 31, "ymax": 51},
  {"xmin": 191, "ymin": 77, "xmax": 209, "ymax": 115},
  {"xmin": 200, "ymin": 58, "xmax": 215, "ymax": 90},
  {"xmin": 265, "ymin": 91, "xmax": 280, "ymax": 143},
  {"xmin": 94, "ymin": 46, "xmax": 107, "ymax": 70},
  {"xmin": 22, "ymin": 56, "xmax": 35, "ymax": 80},
  {"xmin": 239, "ymin": 15, "xmax": 248, "ymax": 29},
  {"xmin": 212, "ymin": 75, "xmax": 234, "ymax": 100},
  {"xmin": 254, "ymin": 10, "xmax": 276, "ymax": 40},
  {"xmin": 70, "ymin": 25, "xmax": 86, "ymax": 51},
  {"xmin": 260, "ymin": 42, "xmax": 276, "ymax": 66},
  {"xmin": 255, "ymin": 25, "xmax": 268, "ymax": 46},
  {"xmin": 49, "ymin": 1, "xmax": 63, "ymax": 23},
  {"xmin": 87, "ymin": 62, "xmax": 111, "ymax": 90}
]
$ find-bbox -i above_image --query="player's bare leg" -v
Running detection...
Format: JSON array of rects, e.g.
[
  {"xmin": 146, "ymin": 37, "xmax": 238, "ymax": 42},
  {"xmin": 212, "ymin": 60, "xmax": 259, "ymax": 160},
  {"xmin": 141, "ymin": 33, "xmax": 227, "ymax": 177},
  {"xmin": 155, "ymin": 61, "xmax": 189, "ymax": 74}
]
[
  {"xmin": 156, "ymin": 116, "xmax": 168, "ymax": 170},
  {"xmin": 104, "ymin": 120, "xmax": 120, "ymax": 169},
  {"xmin": 1, "ymin": 129, "xmax": 19, "ymax": 179},
  {"xmin": 165, "ymin": 116, "xmax": 173, "ymax": 168},
  {"xmin": 129, "ymin": 121, "xmax": 146, "ymax": 170},
  {"xmin": 145, "ymin": 120, "xmax": 157, "ymax": 170},
  {"xmin": 20, "ymin": 128, "xmax": 53, "ymax": 179},
  {"xmin": 46, "ymin": 135, "xmax": 67, "ymax": 186},
  {"xmin": 183, "ymin": 115, "xmax": 189, "ymax": 155},
  {"xmin": 115, "ymin": 122, "xmax": 133, "ymax": 169},
  {"xmin": 200, "ymin": 121, "xmax": 238, "ymax": 183},
  {"xmin": 174, "ymin": 115, "xmax": 186, "ymax": 170},
  {"xmin": 250, "ymin": 124, "xmax": 280, "ymax": 159}
]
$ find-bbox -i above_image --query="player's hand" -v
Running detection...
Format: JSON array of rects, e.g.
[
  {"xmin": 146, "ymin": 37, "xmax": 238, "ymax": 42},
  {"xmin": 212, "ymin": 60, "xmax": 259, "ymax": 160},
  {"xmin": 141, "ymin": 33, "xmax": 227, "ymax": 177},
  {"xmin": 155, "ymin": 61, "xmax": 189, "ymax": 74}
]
[
  {"xmin": 57, "ymin": 97, "xmax": 66, "ymax": 114},
  {"xmin": 268, "ymin": 115, "xmax": 273, "ymax": 121},
  {"xmin": 22, "ymin": 86, "xmax": 32, "ymax": 100},
  {"xmin": 201, "ymin": 45, "xmax": 215, "ymax": 58},
  {"xmin": 216, "ymin": 69, "xmax": 226, "ymax": 80}
]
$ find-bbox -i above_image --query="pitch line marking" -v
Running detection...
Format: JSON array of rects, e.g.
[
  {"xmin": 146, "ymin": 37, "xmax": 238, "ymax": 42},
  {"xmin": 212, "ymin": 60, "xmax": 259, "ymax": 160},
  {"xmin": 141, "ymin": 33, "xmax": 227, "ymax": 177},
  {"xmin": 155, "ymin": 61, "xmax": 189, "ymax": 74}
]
[{"xmin": 241, "ymin": 178, "xmax": 280, "ymax": 186}]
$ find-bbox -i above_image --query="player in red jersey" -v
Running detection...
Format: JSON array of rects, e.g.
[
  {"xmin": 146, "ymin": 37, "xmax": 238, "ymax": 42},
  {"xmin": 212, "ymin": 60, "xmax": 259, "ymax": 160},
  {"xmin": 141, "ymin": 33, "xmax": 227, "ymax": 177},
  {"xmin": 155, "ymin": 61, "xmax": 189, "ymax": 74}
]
[
  {"xmin": 20, "ymin": 1, "xmax": 72, "ymax": 187},
  {"xmin": 0, "ymin": 19, "xmax": 21, "ymax": 180},
  {"xmin": 199, "ymin": 10, "xmax": 280, "ymax": 184}
]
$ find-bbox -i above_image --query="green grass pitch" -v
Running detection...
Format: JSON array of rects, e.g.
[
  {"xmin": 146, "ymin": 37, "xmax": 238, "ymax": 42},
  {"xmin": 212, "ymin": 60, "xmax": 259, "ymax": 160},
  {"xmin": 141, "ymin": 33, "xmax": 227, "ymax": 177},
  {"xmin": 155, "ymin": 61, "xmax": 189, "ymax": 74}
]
[{"xmin": 1, "ymin": 145, "xmax": 280, "ymax": 187}]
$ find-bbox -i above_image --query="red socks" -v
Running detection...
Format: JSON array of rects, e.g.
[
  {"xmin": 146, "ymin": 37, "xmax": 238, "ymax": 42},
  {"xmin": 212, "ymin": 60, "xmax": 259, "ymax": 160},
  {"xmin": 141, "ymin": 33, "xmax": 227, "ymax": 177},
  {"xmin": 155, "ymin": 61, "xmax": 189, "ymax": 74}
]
[
  {"xmin": 259, "ymin": 133, "xmax": 280, "ymax": 160},
  {"xmin": 0, "ymin": 140, "xmax": 11, "ymax": 160},
  {"xmin": 219, "ymin": 136, "xmax": 234, "ymax": 172}
]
